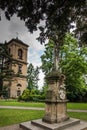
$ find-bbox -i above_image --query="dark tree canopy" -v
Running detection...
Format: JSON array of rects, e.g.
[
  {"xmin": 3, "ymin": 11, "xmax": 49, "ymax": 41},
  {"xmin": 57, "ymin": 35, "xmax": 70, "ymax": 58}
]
[
  {"xmin": 0, "ymin": 0, "xmax": 87, "ymax": 44},
  {"xmin": 0, "ymin": 43, "xmax": 14, "ymax": 93}
]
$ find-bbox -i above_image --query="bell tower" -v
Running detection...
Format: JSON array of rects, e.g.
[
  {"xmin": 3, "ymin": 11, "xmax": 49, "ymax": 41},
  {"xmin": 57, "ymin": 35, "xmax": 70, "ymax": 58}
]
[{"xmin": 6, "ymin": 38, "xmax": 29, "ymax": 98}]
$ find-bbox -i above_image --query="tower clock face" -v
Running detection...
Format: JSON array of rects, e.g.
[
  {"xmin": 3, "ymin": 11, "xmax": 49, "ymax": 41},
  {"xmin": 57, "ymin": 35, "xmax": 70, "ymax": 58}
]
[{"xmin": 59, "ymin": 90, "xmax": 65, "ymax": 100}]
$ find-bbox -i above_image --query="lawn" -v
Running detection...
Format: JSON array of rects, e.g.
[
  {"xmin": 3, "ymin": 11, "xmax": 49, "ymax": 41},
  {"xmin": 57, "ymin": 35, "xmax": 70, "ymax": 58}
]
[
  {"xmin": 0, "ymin": 100, "xmax": 87, "ymax": 127},
  {"xmin": 68, "ymin": 112, "xmax": 87, "ymax": 121},
  {"xmin": 0, "ymin": 100, "xmax": 45, "ymax": 108},
  {"xmin": 67, "ymin": 103, "xmax": 87, "ymax": 110},
  {"xmin": 0, "ymin": 109, "xmax": 44, "ymax": 127},
  {"xmin": 0, "ymin": 100, "xmax": 87, "ymax": 110},
  {"xmin": 0, "ymin": 108, "xmax": 87, "ymax": 127}
]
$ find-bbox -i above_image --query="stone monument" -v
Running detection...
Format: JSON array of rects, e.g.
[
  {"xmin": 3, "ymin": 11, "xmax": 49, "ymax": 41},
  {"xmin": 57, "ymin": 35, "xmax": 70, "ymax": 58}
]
[
  {"xmin": 43, "ymin": 71, "xmax": 69, "ymax": 123},
  {"xmin": 20, "ymin": 41, "xmax": 87, "ymax": 130},
  {"xmin": 42, "ymin": 41, "xmax": 70, "ymax": 124},
  {"xmin": 20, "ymin": 71, "xmax": 87, "ymax": 130}
]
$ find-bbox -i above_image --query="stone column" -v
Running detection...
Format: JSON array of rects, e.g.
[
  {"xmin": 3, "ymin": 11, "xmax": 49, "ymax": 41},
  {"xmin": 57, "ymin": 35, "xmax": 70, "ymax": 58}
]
[{"xmin": 43, "ymin": 71, "xmax": 69, "ymax": 123}]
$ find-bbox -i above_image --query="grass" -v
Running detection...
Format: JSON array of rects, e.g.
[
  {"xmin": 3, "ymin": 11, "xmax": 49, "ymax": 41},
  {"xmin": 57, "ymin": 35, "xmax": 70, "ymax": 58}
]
[
  {"xmin": 0, "ymin": 108, "xmax": 87, "ymax": 127},
  {"xmin": 68, "ymin": 112, "xmax": 87, "ymax": 121},
  {"xmin": 0, "ymin": 100, "xmax": 87, "ymax": 127},
  {"xmin": 0, "ymin": 100, "xmax": 45, "ymax": 108},
  {"xmin": 0, "ymin": 109, "xmax": 44, "ymax": 127},
  {"xmin": 0, "ymin": 100, "xmax": 87, "ymax": 110},
  {"xmin": 67, "ymin": 103, "xmax": 87, "ymax": 110}
]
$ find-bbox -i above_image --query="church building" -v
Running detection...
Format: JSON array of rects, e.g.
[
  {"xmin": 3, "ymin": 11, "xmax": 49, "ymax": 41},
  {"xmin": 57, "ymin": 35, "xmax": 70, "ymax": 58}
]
[{"xmin": 4, "ymin": 38, "xmax": 29, "ymax": 98}]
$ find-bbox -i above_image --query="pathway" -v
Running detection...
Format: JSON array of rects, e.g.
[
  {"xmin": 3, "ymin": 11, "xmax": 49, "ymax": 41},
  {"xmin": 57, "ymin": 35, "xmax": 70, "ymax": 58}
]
[{"xmin": 0, "ymin": 106, "xmax": 87, "ymax": 113}]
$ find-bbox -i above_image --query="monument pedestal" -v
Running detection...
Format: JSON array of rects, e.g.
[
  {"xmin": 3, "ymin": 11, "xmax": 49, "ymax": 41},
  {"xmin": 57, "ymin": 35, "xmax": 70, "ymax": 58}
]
[
  {"xmin": 43, "ymin": 100, "xmax": 69, "ymax": 123},
  {"xmin": 43, "ymin": 72, "xmax": 69, "ymax": 123}
]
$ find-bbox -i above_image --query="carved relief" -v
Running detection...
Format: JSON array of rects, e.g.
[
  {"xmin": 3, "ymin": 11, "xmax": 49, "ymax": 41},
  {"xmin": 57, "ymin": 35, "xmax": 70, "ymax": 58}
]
[{"xmin": 58, "ymin": 74, "xmax": 66, "ymax": 100}]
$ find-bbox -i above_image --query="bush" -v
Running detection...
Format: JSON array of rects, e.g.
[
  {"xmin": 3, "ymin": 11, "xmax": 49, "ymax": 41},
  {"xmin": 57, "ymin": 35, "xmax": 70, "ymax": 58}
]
[{"xmin": 18, "ymin": 88, "xmax": 46, "ymax": 102}]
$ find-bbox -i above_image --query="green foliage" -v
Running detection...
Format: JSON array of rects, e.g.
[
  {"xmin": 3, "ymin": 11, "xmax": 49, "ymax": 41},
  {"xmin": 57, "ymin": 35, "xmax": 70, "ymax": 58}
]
[
  {"xmin": 19, "ymin": 88, "xmax": 45, "ymax": 102},
  {"xmin": 27, "ymin": 63, "xmax": 39, "ymax": 90},
  {"xmin": 34, "ymin": 66, "xmax": 39, "ymax": 89},
  {"xmin": 40, "ymin": 82, "xmax": 48, "ymax": 97},
  {"xmin": 60, "ymin": 33, "xmax": 87, "ymax": 101},
  {"xmin": 27, "ymin": 63, "xmax": 35, "ymax": 90},
  {"xmin": 21, "ymin": 89, "xmax": 30, "ymax": 101},
  {"xmin": 41, "ymin": 33, "xmax": 87, "ymax": 101},
  {"xmin": 0, "ymin": 43, "xmax": 14, "ymax": 94},
  {"xmin": 0, "ymin": 1, "xmax": 87, "ymax": 44},
  {"xmin": 41, "ymin": 40, "xmax": 54, "ymax": 75},
  {"xmin": 0, "ymin": 1, "xmax": 87, "ymax": 100}
]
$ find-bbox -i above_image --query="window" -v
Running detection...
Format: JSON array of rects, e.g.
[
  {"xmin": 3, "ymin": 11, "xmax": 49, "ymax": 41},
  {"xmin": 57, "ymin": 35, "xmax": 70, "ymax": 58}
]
[
  {"xmin": 17, "ymin": 90, "xmax": 21, "ymax": 96},
  {"xmin": 9, "ymin": 48, "xmax": 11, "ymax": 54},
  {"xmin": 18, "ymin": 49, "xmax": 23, "ymax": 59},
  {"xmin": 17, "ymin": 84, "xmax": 22, "ymax": 87},
  {"xmin": 18, "ymin": 64, "xmax": 22, "ymax": 73}
]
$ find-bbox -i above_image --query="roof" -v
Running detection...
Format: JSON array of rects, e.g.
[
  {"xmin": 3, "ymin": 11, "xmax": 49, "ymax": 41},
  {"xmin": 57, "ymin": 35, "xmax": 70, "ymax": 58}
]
[
  {"xmin": 6, "ymin": 38, "xmax": 29, "ymax": 47},
  {"xmin": 0, "ymin": 43, "xmax": 4, "ymax": 46}
]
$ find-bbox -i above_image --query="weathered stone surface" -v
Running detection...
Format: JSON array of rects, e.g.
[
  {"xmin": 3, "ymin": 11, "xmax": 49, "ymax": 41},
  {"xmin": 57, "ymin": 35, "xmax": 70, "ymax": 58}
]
[
  {"xmin": 43, "ymin": 72, "xmax": 68, "ymax": 123},
  {"xmin": 20, "ymin": 118, "xmax": 87, "ymax": 130},
  {"xmin": 42, "ymin": 101, "xmax": 69, "ymax": 123},
  {"xmin": 64, "ymin": 121, "xmax": 87, "ymax": 130},
  {"xmin": 20, "ymin": 121, "xmax": 44, "ymax": 130}
]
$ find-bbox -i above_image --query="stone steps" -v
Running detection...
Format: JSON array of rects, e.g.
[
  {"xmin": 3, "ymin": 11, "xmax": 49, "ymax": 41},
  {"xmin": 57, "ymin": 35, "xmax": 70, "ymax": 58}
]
[
  {"xmin": 20, "ymin": 118, "xmax": 87, "ymax": 130},
  {"xmin": 31, "ymin": 118, "xmax": 80, "ymax": 130},
  {"xmin": 20, "ymin": 121, "xmax": 44, "ymax": 130},
  {"xmin": 64, "ymin": 121, "xmax": 87, "ymax": 130}
]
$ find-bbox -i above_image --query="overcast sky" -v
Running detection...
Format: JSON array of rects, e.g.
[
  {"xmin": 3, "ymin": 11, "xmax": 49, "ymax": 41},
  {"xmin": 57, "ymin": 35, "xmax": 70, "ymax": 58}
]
[{"xmin": 0, "ymin": 12, "xmax": 45, "ymax": 89}]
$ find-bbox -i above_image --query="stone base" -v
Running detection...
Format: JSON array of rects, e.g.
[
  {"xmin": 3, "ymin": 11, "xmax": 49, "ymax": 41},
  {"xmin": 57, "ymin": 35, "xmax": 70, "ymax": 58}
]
[
  {"xmin": 43, "ymin": 100, "xmax": 68, "ymax": 124},
  {"xmin": 42, "ymin": 114, "xmax": 69, "ymax": 124},
  {"xmin": 20, "ymin": 118, "xmax": 87, "ymax": 130}
]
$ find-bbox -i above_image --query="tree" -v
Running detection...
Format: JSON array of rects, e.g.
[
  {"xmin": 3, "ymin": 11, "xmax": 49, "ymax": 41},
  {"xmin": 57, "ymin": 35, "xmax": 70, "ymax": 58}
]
[
  {"xmin": 27, "ymin": 63, "xmax": 35, "ymax": 90},
  {"xmin": 20, "ymin": 88, "xmax": 30, "ymax": 101},
  {"xmin": 40, "ymin": 39, "xmax": 54, "ymax": 75},
  {"xmin": 34, "ymin": 66, "xmax": 39, "ymax": 89},
  {"xmin": 0, "ymin": 0, "xmax": 87, "ymax": 44},
  {"xmin": 40, "ymin": 82, "xmax": 48, "ymax": 97},
  {"xmin": 0, "ymin": 0, "xmax": 87, "ymax": 100},
  {"xmin": 27, "ymin": 63, "xmax": 39, "ymax": 91},
  {"xmin": 0, "ymin": 1, "xmax": 87, "ymax": 71},
  {"xmin": 41, "ymin": 33, "xmax": 87, "ymax": 101},
  {"xmin": 60, "ymin": 33, "xmax": 87, "ymax": 101},
  {"xmin": 0, "ymin": 43, "xmax": 14, "ymax": 96}
]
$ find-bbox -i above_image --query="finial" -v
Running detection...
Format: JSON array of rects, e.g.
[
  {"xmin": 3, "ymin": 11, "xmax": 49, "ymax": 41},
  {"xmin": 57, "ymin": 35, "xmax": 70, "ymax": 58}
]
[{"xmin": 16, "ymin": 32, "xmax": 19, "ymax": 39}]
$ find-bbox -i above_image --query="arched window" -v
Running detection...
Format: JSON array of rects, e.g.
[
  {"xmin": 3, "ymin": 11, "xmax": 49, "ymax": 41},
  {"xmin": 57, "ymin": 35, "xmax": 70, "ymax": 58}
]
[
  {"xmin": 18, "ymin": 64, "xmax": 22, "ymax": 73},
  {"xmin": 18, "ymin": 49, "xmax": 23, "ymax": 59},
  {"xmin": 17, "ymin": 84, "xmax": 22, "ymax": 87}
]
